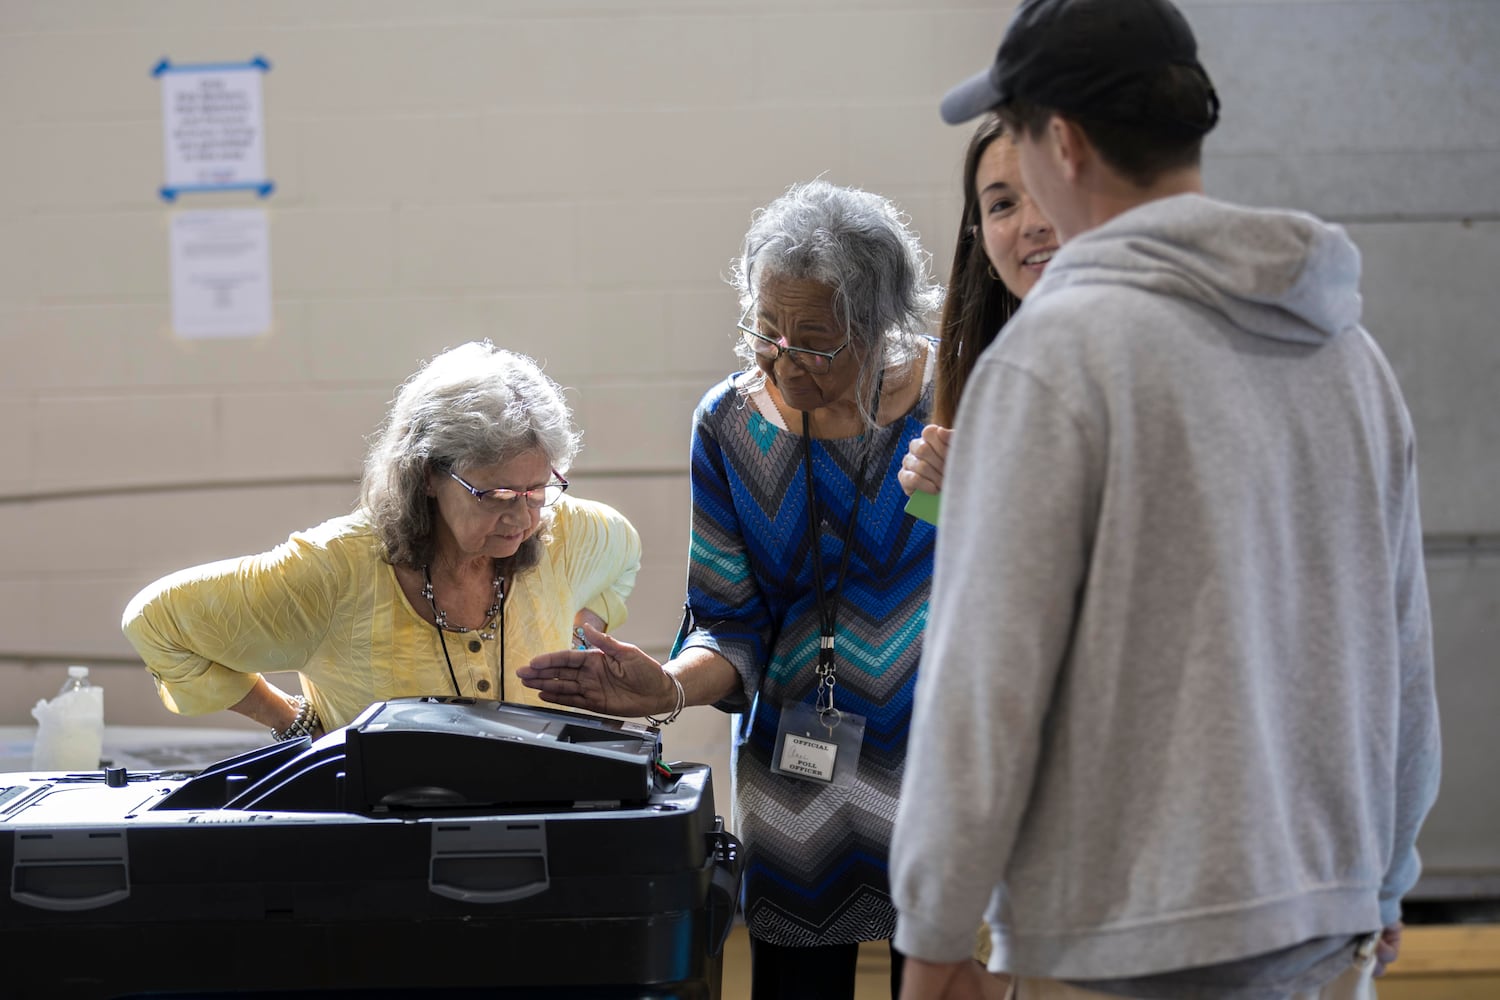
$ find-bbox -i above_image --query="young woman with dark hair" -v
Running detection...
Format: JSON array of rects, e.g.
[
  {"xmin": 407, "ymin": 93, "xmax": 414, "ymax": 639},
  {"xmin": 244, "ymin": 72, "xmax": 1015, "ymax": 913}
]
[{"xmin": 899, "ymin": 114, "xmax": 1058, "ymax": 503}]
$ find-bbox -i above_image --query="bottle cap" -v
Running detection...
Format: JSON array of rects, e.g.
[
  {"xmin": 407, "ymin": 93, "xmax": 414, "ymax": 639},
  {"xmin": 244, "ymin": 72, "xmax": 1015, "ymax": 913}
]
[{"xmin": 68, "ymin": 665, "xmax": 90, "ymax": 678}]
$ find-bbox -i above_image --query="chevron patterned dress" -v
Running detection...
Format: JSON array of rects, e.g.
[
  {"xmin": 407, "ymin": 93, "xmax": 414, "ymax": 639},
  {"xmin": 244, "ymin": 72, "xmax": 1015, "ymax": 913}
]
[{"xmin": 677, "ymin": 370, "xmax": 938, "ymax": 947}]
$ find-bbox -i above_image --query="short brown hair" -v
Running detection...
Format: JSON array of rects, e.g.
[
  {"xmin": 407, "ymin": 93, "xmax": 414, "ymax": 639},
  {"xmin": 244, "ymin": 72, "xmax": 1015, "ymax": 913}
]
[{"xmin": 1000, "ymin": 63, "xmax": 1215, "ymax": 187}]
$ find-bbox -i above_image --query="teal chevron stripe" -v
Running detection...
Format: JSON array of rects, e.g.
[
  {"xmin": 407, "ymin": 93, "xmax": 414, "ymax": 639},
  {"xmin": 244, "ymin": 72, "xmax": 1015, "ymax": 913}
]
[
  {"xmin": 689, "ymin": 531, "xmax": 751, "ymax": 583},
  {"xmin": 769, "ymin": 608, "xmax": 926, "ymax": 683},
  {"xmin": 747, "ymin": 411, "xmax": 779, "ymax": 455}
]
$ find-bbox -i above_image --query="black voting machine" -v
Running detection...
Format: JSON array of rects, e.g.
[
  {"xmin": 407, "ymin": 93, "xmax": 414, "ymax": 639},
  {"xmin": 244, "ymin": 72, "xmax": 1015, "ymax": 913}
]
[{"xmin": 0, "ymin": 697, "xmax": 743, "ymax": 999}]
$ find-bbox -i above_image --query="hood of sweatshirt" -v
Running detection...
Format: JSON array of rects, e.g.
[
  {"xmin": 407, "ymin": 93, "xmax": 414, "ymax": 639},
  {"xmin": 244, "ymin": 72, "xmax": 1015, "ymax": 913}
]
[{"xmin": 1029, "ymin": 194, "xmax": 1364, "ymax": 346}]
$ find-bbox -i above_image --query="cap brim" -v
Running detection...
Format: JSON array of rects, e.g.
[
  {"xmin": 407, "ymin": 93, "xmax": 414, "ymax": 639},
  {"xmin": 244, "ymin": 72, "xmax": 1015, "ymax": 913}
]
[{"xmin": 940, "ymin": 67, "xmax": 1001, "ymax": 125}]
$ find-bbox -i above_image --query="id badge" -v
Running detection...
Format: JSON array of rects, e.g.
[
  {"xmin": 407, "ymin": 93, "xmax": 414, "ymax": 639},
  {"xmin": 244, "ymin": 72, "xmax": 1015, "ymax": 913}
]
[
  {"xmin": 780, "ymin": 732, "xmax": 838, "ymax": 782},
  {"xmin": 771, "ymin": 702, "xmax": 865, "ymax": 787}
]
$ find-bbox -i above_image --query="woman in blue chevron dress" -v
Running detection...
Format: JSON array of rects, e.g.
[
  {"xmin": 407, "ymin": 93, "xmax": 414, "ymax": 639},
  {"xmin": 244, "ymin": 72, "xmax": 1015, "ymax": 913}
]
[{"xmin": 521, "ymin": 179, "xmax": 941, "ymax": 1000}]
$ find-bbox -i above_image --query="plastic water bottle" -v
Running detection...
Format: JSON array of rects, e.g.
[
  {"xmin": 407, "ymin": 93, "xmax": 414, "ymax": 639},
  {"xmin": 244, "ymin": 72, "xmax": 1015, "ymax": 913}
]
[{"xmin": 30, "ymin": 665, "xmax": 105, "ymax": 771}]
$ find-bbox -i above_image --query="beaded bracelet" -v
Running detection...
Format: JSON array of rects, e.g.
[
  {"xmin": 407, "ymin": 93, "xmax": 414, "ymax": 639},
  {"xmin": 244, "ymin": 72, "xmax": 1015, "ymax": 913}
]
[
  {"xmin": 271, "ymin": 694, "xmax": 321, "ymax": 742},
  {"xmin": 645, "ymin": 671, "xmax": 686, "ymax": 728}
]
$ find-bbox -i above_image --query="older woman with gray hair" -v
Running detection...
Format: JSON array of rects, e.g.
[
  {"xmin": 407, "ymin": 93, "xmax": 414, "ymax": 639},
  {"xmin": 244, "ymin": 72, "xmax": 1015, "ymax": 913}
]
[
  {"xmin": 521, "ymin": 180, "xmax": 942, "ymax": 1000},
  {"xmin": 123, "ymin": 341, "xmax": 640, "ymax": 739}
]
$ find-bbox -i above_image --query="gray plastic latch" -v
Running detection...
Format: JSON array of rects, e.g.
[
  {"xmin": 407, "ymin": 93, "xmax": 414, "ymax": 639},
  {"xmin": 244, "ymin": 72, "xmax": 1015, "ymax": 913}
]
[
  {"xmin": 10, "ymin": 828, "xmax": 130, "ymax": 911},
  {"xmin": 428, "ymin": 820, "xmax": 549, "ymax": 903}
]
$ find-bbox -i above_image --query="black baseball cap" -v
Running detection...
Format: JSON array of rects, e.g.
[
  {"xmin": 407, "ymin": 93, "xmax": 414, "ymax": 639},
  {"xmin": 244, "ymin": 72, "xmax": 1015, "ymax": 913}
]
[{"xmin": 940, "ymin": 0, "xmax": 1219, "ymax": 133}]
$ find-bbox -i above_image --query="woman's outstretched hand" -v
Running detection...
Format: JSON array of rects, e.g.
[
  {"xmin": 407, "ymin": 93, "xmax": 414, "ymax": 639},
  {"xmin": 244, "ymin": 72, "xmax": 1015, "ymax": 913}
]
[
  {"xmin": 518, "ymin": 622, "xmax": 673, "ymax": 718},
  {"xmin": 898, "ymin": 424, "xmax": 953, "ymax": 496}
]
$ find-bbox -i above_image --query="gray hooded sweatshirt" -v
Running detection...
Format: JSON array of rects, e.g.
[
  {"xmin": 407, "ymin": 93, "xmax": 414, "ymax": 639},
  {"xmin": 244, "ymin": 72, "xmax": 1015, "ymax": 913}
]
[{"xmin": 891, "ymin": 194, "xmax": 1440, "ymax": 989}]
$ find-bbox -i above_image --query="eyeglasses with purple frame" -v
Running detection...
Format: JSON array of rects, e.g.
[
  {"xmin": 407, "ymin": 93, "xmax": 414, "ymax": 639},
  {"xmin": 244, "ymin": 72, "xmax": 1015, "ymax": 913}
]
[{"xmin": 446, "ymin": 468, "xmax": 569, "ymax": 509}]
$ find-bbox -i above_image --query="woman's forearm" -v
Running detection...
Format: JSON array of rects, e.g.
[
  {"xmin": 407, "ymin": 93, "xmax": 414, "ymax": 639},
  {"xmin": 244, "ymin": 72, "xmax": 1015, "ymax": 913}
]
[
  {"xmin": 664, "ymin": 646, "xmax": 741, "ymax": 711},
  {"xmin": 228, "ymin": 675, "xmax": 300, "ymax": 731}
]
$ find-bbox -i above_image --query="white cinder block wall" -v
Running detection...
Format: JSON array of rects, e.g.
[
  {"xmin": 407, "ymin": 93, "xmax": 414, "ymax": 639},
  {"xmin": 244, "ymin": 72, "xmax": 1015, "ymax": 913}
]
[
  {"xmin": 0, "ymin": 1, "xmax": 1009, "ymax": 794},
  {"xmin": 1, "ymin": 2, "xmax": 1496, "ymax": 879}
]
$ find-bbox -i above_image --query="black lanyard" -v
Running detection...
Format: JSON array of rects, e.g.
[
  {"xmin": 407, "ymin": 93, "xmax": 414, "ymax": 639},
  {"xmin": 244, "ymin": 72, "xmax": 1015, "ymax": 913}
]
[
  {"xmin": 432, "ymin": 577, "xmax": 506, "ymax": 701},
  {"xmin": 799, "ymin": 369, "xmax": 884, "ymax": 678}
]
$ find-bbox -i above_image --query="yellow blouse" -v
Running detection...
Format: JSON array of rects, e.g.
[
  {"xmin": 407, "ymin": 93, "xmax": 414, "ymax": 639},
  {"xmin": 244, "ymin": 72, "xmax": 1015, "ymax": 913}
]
[{"xmin": 122, "ymin": 496, "xmax": 641, "ymax": 730}]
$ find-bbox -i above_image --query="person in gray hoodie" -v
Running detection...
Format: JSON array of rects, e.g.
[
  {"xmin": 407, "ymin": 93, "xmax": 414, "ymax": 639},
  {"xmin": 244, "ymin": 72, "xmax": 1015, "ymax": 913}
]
[{"xmin": 889, "ymin": 1, "xmax": 1441, "ymax": 999}]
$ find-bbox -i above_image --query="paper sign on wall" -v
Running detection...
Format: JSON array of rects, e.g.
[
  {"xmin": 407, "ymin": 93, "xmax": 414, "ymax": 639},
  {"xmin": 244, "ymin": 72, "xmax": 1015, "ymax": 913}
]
[
  {"xmin": 154, "ymin": 57, "xmax": 273, "ymax": 200},
  {"xmin": 169, "ymin": 209, "xmax": 273, "ymax": 339}
]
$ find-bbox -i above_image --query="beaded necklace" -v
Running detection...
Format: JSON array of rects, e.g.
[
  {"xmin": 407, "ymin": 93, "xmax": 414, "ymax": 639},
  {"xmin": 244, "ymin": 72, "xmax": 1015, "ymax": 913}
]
[
  {"xmin": 421, "ymin": 564, "xmax": 506, "ymax": 700},
  {"xmin": 421, "ymin": 564, "xmax": 504, "ymax": 640}
]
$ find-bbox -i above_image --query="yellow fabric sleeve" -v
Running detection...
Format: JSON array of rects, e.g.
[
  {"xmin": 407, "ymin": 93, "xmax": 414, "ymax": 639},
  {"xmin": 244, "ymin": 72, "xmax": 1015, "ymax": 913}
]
[{"xmin": 121, "ymin": 498, "xmax": 641, "ymax": 730}]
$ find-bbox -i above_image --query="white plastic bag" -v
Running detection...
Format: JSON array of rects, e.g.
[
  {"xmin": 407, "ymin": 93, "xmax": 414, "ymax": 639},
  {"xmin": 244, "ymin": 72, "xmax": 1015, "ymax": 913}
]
[{"xmin": 31, "ymin": 684, "xmax": 105, "ymax": 771}]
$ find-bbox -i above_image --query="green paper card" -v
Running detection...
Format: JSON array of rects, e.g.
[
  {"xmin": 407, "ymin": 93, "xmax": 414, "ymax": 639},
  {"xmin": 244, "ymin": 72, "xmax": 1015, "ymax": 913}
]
[{"xmin": 904, "ymin": 490, "xmax": 940, "ymax": 526}]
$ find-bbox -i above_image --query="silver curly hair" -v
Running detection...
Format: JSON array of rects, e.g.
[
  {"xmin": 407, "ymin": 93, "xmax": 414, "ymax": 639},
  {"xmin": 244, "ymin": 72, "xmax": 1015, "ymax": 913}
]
[
  {"xmin": 730, "ymin": 179, "xmax": 942, "ymax": 428},
  {"xmin": 360, "ymin": 341, "xmax": 582, "ymax": 570}
]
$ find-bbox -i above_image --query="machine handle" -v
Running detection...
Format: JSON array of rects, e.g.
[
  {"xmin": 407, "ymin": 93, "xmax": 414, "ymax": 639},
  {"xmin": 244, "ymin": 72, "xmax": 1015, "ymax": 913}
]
[
  {"xmin": 428, "ymin": 821, "xmax": 550, "ymax": 904},
  {"xmin": 705, "ymin": 818, "xmax": 745, "ymax": 956},
  {"xmin": 10, "ymin": 829, "xmax": 131, "ymax": 912}
]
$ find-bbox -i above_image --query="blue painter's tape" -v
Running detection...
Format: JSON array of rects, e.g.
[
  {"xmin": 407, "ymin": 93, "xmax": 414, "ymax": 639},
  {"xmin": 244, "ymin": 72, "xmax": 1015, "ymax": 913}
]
[
  {"xmin": 160, "ymin": 181, "xmax": 275, "ymax": 202},
  {"xmin": 152, "ymin": 55, "xmax": 271, "ymax": 77}
]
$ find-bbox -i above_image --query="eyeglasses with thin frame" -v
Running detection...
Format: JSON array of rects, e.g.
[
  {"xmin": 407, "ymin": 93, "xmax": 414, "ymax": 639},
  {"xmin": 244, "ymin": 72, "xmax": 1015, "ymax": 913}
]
[
  {"xmin": 737, "ymin": 302, "xmax": 850, "ymax": 375},
  {"xmin": 446, "ymin": 468, "xmax": 569, "ymax": 509}
]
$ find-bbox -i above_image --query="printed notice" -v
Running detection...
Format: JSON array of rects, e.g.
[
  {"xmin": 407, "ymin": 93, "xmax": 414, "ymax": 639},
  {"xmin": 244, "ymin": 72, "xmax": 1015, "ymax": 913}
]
[
  {"xmin": 169, "ymin": 209, "xmax": 272, "ymax": 338},
  {"xmin": 157, "ymin": 58, "xmax": 271, "ymax": 198}
]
